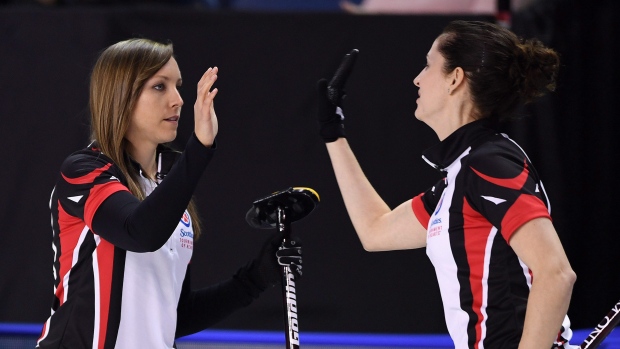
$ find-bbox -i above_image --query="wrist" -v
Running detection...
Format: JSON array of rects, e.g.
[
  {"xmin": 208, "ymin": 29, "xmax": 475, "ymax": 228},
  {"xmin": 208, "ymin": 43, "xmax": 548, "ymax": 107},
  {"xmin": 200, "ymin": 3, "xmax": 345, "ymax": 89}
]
[{"xmin": 319, "ymin": 117, "xmax": 346, "ymax": 142}]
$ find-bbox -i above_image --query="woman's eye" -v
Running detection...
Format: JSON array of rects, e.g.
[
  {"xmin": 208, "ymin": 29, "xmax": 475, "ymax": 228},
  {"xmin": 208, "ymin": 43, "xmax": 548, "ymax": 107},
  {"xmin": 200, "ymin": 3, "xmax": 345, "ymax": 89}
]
[{"xmin": 154, "ymin": 83, "xmax": 165, "ymax": 91}]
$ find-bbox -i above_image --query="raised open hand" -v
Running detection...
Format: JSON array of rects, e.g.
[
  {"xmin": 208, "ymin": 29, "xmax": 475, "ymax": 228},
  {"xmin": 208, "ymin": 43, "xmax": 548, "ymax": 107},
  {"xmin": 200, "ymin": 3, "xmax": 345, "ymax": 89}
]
[{"xmin": 194, "ymin": 67, "xmax": 219, "ymax": 147}]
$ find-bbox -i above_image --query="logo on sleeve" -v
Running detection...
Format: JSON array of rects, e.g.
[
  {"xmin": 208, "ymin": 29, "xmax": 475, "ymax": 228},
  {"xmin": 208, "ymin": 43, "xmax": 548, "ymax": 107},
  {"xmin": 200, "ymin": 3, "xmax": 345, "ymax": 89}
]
[
  {"xmin": 179, "ymin": 229, "xmax": 194, "ymax": 249},
  {"xmin": 180, "ymin": 212, "xmax": 191, "ymax": 227}
]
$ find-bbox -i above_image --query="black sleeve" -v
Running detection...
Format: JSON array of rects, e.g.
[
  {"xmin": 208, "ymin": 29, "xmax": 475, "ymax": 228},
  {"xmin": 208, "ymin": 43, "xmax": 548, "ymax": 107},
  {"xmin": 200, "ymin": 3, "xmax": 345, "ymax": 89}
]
[
  {"xmin": 175, "ymin": 263, "xmax": 264, "ymax": 338},
  {"xmin": 91, "ymin": 134, "xmax": 214, "ymax": 252}
]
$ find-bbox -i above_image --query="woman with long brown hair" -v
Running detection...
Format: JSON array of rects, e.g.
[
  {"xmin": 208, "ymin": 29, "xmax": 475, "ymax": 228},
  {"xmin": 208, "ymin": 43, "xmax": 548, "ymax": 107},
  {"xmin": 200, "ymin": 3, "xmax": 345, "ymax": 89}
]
[{"xmin": 37, "ymin": 38, "xmax": 300, "ymax": 348}]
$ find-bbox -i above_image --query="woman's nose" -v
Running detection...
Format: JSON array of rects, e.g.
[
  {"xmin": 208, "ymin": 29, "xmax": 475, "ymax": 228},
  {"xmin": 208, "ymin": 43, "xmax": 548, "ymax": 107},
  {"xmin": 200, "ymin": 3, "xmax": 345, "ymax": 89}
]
[
  {"xmin": 172, "ymin": 90, "xmax": 183, "ymax": 108},
  {"xmin": 413, "ymin": 72, "xmax": 421, "ymax": 87}
]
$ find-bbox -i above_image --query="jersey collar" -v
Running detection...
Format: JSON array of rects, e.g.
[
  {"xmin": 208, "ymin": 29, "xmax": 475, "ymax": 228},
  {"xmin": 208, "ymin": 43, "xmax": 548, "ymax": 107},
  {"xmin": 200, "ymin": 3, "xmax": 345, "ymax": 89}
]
[
  {"xmin": 88, "ymin": 141, "xmax": 181, "ymax": 180},
  {"xmin": 154, "ymin": 146, "xmax": 181, "ymax": 180},
  {"xmin": 421, "ymin": 119, "xmax": 497, "ymax": 171}
]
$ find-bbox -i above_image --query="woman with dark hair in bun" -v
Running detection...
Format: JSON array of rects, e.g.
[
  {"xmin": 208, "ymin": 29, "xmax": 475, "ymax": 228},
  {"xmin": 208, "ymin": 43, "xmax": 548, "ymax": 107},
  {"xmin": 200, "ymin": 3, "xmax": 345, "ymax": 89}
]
[{"xmin": 316, "ymin": 20, "xmax": 576, "ymax": 348}]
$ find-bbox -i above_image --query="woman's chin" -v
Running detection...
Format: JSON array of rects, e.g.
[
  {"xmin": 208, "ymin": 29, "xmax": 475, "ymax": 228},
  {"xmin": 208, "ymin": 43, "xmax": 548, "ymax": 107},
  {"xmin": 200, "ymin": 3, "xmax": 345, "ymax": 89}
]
[
  {"xmin": 162, "ymin": 131, "xmax": 177, "ymax": 144},
  {"xmin": 414, "ymin": 109, "xmax": 423, "ymax": 121}
]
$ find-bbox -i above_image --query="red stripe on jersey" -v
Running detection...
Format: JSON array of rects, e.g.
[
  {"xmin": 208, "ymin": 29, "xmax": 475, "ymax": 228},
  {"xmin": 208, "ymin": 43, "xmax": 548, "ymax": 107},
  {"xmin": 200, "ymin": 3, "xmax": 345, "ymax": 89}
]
[
  {"xmin": 62, "ymin": 163, "xmax": 114, "ymax": 185},
  {"xmin": 470, "ymin": 159, "xmax": 528, "ymax": 190},
  {"xmin": 501, "ymin": 194, "xmax": 551, "ymax": 243},
  {"xmin": 463, "ymin": 198, "xmax": 494, "ymax": 349},
  {"xmin": 56, "ymin": 201, "xmax": 87, "ymax": 306},
  {"xmin": 37, "ymin": 320, "xmax": 48, "ymax": 343},
  {"xmin": 412, "ymin": 194, "xmax": 430, "ymax": 229},
  {"xmin": 95, "ymin": 240, "xmax": 115, "ymax": 349},
  {"xmin": 84, "ymin": 182, "xmax": 130, "ymax": 228}
]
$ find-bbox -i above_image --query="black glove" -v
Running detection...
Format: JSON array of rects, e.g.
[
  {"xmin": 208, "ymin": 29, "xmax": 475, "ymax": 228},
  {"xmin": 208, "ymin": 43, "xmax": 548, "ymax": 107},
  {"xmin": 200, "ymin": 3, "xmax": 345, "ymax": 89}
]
[
  {"xmin": 317, "ymin": 49, "xmax": 359, "ymax": 142},
  {"xmin": 247, "ymin": 232, "xmax": 303, "ymax": 290},
  {"xmin": 277, "ymin": 238, "xmax": 303, "ymax": 278}
]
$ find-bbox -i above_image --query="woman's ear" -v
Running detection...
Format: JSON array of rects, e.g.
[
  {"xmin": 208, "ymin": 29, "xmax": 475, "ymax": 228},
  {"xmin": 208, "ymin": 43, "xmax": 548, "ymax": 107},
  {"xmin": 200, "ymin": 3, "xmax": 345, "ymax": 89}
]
[{"xmin": 449, "ymin": 67, "xmax": 465, "ymax": 93}]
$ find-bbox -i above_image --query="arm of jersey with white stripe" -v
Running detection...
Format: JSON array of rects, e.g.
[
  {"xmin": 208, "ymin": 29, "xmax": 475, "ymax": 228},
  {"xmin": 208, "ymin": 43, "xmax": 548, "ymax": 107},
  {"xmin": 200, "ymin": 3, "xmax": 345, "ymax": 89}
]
[{"xmin": 56, "ymin": 149, "xmax": 130, "ymax": 229}]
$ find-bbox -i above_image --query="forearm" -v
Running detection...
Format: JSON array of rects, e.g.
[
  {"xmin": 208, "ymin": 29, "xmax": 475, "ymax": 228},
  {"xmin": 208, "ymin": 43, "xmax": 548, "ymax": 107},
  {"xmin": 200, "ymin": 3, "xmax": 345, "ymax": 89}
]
[
  {"xmin": 130, "ymin": 133, "xmax": 213, "ymax": 243},
  {"xmin": 518, "ymin": 270, "xmax": 576, "ymax": 348},
  {"xmin": 175, "ymin": 265, "xmax": 262, "ymax": 338},
  {"xmin": 93, "ymin": 134, "xmax": 214, "ymax": 252},
  {"xmin": 325, "ymin": 138, "xmax": 394, "ymax": 249}
]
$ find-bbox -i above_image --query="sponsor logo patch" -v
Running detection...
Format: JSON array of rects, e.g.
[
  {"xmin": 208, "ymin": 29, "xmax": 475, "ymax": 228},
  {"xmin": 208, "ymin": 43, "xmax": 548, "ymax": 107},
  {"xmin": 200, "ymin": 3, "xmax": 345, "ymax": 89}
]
[{"xmin": 181, "ymin": 212, "xmax": 191, "ymax": 227}]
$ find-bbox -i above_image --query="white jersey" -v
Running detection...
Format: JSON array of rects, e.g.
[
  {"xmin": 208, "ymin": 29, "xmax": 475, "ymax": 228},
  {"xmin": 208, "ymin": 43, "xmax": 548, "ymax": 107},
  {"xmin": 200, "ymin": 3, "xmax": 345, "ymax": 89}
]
[{"xmin": 115, "ymin": 176, "xmax": 194, "ymax": 348}]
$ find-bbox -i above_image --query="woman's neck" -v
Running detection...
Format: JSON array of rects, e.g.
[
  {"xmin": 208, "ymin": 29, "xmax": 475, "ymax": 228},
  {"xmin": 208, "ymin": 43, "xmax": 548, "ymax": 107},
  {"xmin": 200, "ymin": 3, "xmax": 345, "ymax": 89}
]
[
  {"xmin": 126, "ymin": 142, "xmax": 158, "ymax": 179},
  {"xmin": 431, "ymin": 93, "xmax": 478, "ymax": 141}
]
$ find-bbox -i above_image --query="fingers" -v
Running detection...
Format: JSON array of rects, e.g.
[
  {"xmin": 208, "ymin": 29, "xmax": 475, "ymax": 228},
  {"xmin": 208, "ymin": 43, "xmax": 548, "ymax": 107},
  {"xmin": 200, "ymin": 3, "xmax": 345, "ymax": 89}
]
[
  {"xmin": 288, "ymin": 263, "xmax": 303, "ymax": 278},
  {"xmin": 317, "ymin": 78, "xmax": 329, "ymax": 96},
  {"xmin": 268, "ymin": 237, "xmax": 302, "ymax": 279},
  {"xmin": 283, "ymin": 238, "xmax": 301, "ymax": 249},
  {"xmin": 276, "ymin": 241, "xmax": 302, "ymax": 268},
  {"xmin": 327, "ymin": 49, "xmax": 358, "ymax": 105},
  {"xmin": 197, "ymin": 66, "xmax": 218, "ymax": 103},
  {"xmin": 277, "ymin": 238, "xmax": 301, "ymax": 255},
  {"xmin": 194, "ymin": 67, "xmax": 219, "ymax": 146},
  {"xmin": 277, "ymin": 247, "xmax": 302, "ymax": 259},
  {"xmin": 279, "ymin": 257, "xmax": 303, "ymax": 278},
  {"xmin": 328, "ymin": 49, "xmax": 359, "ymax": 92},
  {"xmin": 278, "ymin": 256, "xmax": 302, "ymax": 266},
  {"xmin": 198, "ymin": 67, "xmax": 217, "ymax": 88}
]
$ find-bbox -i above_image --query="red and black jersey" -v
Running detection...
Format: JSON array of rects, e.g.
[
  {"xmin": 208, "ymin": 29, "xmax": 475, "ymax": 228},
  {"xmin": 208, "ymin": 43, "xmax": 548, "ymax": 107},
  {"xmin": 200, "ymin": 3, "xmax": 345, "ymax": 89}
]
[
  {"xmin": 38, "ymin": 134, "xmax": 263, "ymax": 349},
  {"xmin": 411, "ymin": 120, "xmax": 573, "ymax": 349}
]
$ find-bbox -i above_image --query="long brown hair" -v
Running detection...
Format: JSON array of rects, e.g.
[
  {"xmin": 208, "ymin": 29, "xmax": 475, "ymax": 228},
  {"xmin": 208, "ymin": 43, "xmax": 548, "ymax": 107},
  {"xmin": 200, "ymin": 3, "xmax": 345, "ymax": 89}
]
[{"xmin": 89, "ymin": 38, "xmax": 202, "ymax": 238}]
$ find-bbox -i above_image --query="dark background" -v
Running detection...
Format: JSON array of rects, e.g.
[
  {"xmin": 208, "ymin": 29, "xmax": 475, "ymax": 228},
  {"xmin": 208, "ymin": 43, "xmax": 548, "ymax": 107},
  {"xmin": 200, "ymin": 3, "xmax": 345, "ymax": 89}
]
[{"xmin": 0, "ymin": 0, "xmax": 618, "ymax": 336}]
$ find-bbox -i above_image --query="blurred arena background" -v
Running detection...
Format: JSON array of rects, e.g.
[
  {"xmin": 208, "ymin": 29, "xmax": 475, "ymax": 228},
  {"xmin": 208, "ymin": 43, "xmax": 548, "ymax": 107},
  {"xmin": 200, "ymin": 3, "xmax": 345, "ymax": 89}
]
[{"xmin": 1, "ymin": 0, "xmax": 618, "ymax": 347}]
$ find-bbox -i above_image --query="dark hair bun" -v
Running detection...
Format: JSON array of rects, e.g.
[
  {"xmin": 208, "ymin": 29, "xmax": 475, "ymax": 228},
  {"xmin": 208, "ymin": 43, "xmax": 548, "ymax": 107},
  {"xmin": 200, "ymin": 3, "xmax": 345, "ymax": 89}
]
[{"xmin": 512, "ymin": 38, "xmax": 560, "ymax": 103}]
